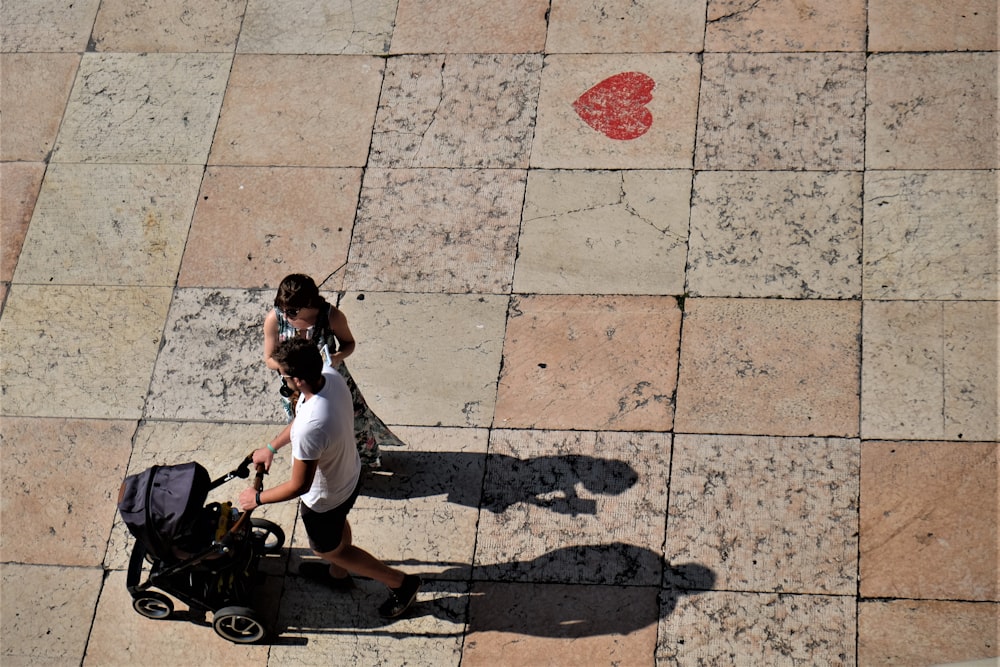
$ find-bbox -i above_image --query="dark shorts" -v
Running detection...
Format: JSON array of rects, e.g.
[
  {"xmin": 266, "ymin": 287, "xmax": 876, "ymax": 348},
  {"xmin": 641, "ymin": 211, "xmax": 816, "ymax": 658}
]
[{"xmin": 299, "ymin": 480, "xmax": 362, "ymax": 554}]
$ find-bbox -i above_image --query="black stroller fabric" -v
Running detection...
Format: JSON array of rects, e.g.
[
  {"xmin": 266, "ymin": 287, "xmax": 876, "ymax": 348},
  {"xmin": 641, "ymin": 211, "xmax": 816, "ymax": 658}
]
[{"xmin": 118, "ymin": 462, "xmax": 213, "ymax": 562}]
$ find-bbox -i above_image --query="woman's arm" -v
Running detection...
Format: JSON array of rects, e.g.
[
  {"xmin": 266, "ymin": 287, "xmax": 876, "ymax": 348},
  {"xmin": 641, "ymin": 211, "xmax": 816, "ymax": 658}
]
[
  {"xmin": 263, "ymin": 309, "xmax": 281, "ymax": 370},
  {"xmin": 327, "ymin": 307, "xmax": 356, "ymax": 364}
]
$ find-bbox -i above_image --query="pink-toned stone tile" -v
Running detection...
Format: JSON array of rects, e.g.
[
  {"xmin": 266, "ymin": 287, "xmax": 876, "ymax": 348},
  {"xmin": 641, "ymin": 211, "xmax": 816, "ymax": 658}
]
[
  {"xmin": 667, "ymin": 435, "xmax": 859, "ymax": 595},
  {"xmin": 861, "ymin": 441, "xmax": 998, "ymax": 601},
  {"xmin": 346, "ymin": 168, "xmax": 525, "ymax": 293},
  {"xmin": 463, "ymin": 582, "xmax": 660, "ymax": 667},
  {"xmin": 859, "ymin": 600, "xmax": 1000, "ymax": 665},
  {"xmin": 495, "ymin": 295, "xmax": 681, "ymax": 430},
  {"xmin": 209, "ymin": 55, "xmax": 384, "ymax": 167},
  {"xmin": 239, "ymin": 0, "xmax": 397, "ymax": 55},
  {"xmin": 867, "ymin": 53, "xmax": 998, "ymax": 170},
  {"xmin": 675, "ymin": 298, "xmax": 861, "ymax": 437},
  {"xmin": 0, "ymin": 53, "xmax": 79, "ymax": 161},
  {"xmin": 0, "ymin": 0, "xmax": 100, "ymax": 52},
  {"xmin": 697, "ymin": 53, "xmax": 866, "ymax": 170},
  {"xmin": 869, "ymin": 0, "xmax": 998, "ymax": 52},
  {"xmin": 705, "ymin": 0, "xmax": 866, "ymax": 52},
  {"xmin": 688, "ymin": 171, "xmax": 862, "ymax": 298},
  {"xmin": 546, "ymin": 0, "xmax": 706, "ymax": 53},
  {"xmin": 861, "ymin": 301, "xmax": 998, "ymax": 441},
  {"xmin": 370, "ymin": 54, "xmax": 542, "ymax": 169},
  {"xmin": 0, "ymin": 162, "xmax": 44, "ymax": 282},
  {"xmin": 179, "ymin": 167, "xmax": 360, "ymax": 289},
  {"xmin": 1, "ymin": 564, "xmax": 104, "ymax": 666},
  {"xmin": 474, "ymin": 430, "xmax": 671, "ymax": 585},
  {"xmin": 531, "ymin": 54, "xmax": 701, "ymax": 169},
  {"xmin": 390, "ymin": 0, "xmax": 547, "ymax": 53},
  {"xmin": 91, "ymin": 0, "xmax": 246, "ymax": 52},
  {"xmin": 0, "ymin": 417, "xmax": 134, "ymax": 566}
]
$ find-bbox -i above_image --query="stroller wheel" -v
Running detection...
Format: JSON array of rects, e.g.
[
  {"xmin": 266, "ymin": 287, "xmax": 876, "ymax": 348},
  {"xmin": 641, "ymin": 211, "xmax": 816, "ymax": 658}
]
[
  {"xmin": 250, "ymin": 517, "xmax": 285, "ymax": 554},
  {"xmin": 132, "ymin": 592, "xmax": 174, "ymax": 619},
  {"xmin": 212, "ymin": 605, "xmax": 266, "ymax": 644}
]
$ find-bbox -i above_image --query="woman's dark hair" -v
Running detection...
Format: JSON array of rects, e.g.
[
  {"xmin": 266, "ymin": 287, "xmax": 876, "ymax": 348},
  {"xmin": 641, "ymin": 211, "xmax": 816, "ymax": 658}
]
[
  {"xmin": 274, "ymin": 274, "xmax": 321, "ymax": 310},
  {"xmin": 273, "ymin": 338, "xmax": 323, "ymax": 383}
]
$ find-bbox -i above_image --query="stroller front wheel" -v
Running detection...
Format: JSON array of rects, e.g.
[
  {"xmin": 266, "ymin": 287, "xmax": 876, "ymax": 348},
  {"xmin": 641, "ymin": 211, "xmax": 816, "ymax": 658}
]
[
  {"xmin": 250, "ymin": 517, "xmax": 285, "ymax": 554},
  {"xmin": 132, "ymin": 592, "xmax": 174, "ymax": 619},
  {"xmin": 213, "ymin": 605, "xmax": 266, "ymax": 644}
]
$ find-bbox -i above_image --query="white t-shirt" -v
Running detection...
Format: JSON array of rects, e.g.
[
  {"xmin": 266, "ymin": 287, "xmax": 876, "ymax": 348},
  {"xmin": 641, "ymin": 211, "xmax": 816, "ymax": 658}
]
[{"xmin": 291, "ymin": 366, "xmax": 360, "ymax": 512}]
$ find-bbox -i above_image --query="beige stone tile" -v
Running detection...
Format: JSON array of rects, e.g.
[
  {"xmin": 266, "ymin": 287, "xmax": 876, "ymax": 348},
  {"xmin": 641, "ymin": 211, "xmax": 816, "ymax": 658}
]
[
  {"xmin": 514, "ymin": 170, "xmax": 690, "ymax": 295},
  {"xmin": 547, "ymin": 0, "xmax": 705, "ymax": 53},
  {"xmin": 532, "ymin": 54, "xmax": 701, "ymax": 169},
  {"xmin": 1, "ymin": 564, "xmax": 103, "ymax": 666},
  {"xmin": 0, "ymin": 162, "xmax": 44, "ymax": 282},
  {"xmin": 51, "ymin": 53, "xmax": 231, "ymax": 164},
  {"xmin": 474, "ymin": 430, "xmax": 670, "ymax": 585},
  {"xmin": 859, "ymin": 600, "xmax": 1000, "ymax": 665},
  {"xmin": 337, "ymin": 292, "xmax": 507, "ymax": 428},
  {"xmin": 705, "ymin": 0, "xmax": 866, "ymax": 52},
  {"xmin": 463, "ymin": 582, "xmax": 660, "ymax": 666},
  {"xmin": 91, "ymin": 0, "xmax": 245, "ymax": 52},
  {"xmin": 346, "ymin": 168, "xmax": 525, "ymax": 293},
  {"xmin": 179, "ymin": 167, "xmax": 360, "ymax": 289},
  {"xmin": 1, "ymin": 417, "xmax": 133, "ymax": 566},
  {"xmin": 0, "ymin": 285, "xmax": 172, "ymax": 419},
  {"xmin": 688, "ymin": 171, "xmax": 862, "ymax": 299},
  {"xmin": 867, "ymin": 53, "xmax": 998, "ymax": 170},
  {"xmin": 861, "ymin": 301, "xmax": 998, "ymax": 441},
  {"xmin": 861, "ymin": 441, "xmax": 998, "ymax": 601},
  {"xmin": 657, "ymin": 591, "xmax": 855, "ymax": 665},
  {"xmin": 239, "ymin": 0, "xmax": 396, "ymax": 54},
  {"xmin": 14, "ymin": 164, "xmax": 202, "ymax": 286},
  {"xmin": 391, "ymin": 0, "xmax": 546, "ymax": 53},
  {"xmin": 667, "ymin": 435, "xmax": 859, "ymax": 595},
  {"xmin": 0, "ymin": 0, "xmax": 100, "ymax": 52},
  {"xmin": 0, "ymin": 53, "xmax": 79, "ymax": 161},
  {"xmin": 495, "ymin": 295, "xmax": 681, "ymax": 431},
  {"xmin": 675, "ymin": 298, "xmax": 861, "ymax": 437},
  {"xmin": 869, "ymin": 0, "xmax": 998, "ymax": 52},
  {"xmin": 864, "ymin": 171, "xmax": 998, "ymax": 300},
  {"xmin": 209, "ymin": 55, "xmax": 383, "ymax": 167},
  {"xmin": 370, "ymin": 54, "xmax": 542, "ymax": 169},
  {"xmin": 697, "ymin": 53, "xmax": 865, "ymax": 170}
]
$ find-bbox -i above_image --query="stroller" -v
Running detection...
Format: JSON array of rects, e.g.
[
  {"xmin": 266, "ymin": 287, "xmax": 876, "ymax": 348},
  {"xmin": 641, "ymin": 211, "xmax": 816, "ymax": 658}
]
[{"xmin": 117, "ymin": 456, "xmax": 285, "ymax": 644}]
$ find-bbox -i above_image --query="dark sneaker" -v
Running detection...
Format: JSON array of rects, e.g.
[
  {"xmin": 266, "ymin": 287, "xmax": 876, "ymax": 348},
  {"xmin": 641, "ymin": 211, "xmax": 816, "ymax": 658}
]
[
  {"xmin": 298, "ymin": 562, "xmax": 355, "ymax": 591},
  {"xmin": 378, "ymin": 574, "xmax": 422, "ymax": 618}
]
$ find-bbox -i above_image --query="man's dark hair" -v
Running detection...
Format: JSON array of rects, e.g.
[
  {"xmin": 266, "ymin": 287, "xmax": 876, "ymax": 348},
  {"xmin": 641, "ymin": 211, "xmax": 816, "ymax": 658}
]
[{"xmin": 273, "ymin": 338, "xmax": 324, "ymax": 384}]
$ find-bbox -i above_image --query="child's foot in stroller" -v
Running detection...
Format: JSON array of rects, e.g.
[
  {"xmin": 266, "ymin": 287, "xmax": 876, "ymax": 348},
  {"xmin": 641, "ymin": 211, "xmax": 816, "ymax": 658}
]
[
  {"xmin": 378, "ymin": 574, "xmax": 422, "ymax": 618},
  {"xmin": 298, "ymin": 562, "xmax": 355, "ymax": 591}
]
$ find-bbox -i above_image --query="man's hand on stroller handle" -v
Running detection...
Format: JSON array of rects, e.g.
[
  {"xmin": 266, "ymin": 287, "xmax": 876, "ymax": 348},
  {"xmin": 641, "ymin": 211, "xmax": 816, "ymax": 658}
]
[{"xmin": 252, "ymin": 446, "xmax": 274, "ymax": 472}]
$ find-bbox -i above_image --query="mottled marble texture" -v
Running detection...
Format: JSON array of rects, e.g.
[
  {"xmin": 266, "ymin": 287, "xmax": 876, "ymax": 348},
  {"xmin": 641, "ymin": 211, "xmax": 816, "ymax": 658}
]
[
  {"xmin": 697, "ymin": 53, "xmax": 866, "ymax": 170},
  {"xmin": 1, "ymin": 564, "xmax": 104, "ymax": 666},
  {"xmin": 861, "ymin": 441, "xmax": 998, "ymax": 601},
  {"xmin": 370, "ymin": 54, "xmax": 542, "ymax": 169},
  {"xmin": 0, "ymin": 53, "xmax": 79, "ymax": 161},
  {"xmin": 0, "ymin": 162, "xmax": 44, "ymax": 282},
  {"xmin": 859, "ymin": 600, "xmax": 1000, "ymax": 665},
  {"xmin": 474, "ymin": 430, "xmax": 671, "ymax": 585},
  {"xmin": 14, "ymin": 164, "xmax": 202, "ymax": 286},
  {"xmin": 864, "ymin": 170, "xmax": 998, "ymax": 300},
  {"xmin": 0, "ymin": 0, "xmax": 100, "ymax": 52},
  {"xmin": 667, "ymin": 435, "xmax": 859, "ymax": 595},
  {"xmin": 675, "ymin": 298, "xmax": 861, "ymax": 437},
  {"xmin": 391, "ymin": 0, "xmax": 548, "ymax": 53},
  {"xmin": 0, "ymin": 285, "xmax": 172, "ymax": 419},
  {"xmin": 862, "ymin": 301, "xmax": 998, "ymax": 441},
  {"xmin": 52, "ymin": 53, "xmax": 231, "ymax": 164},
  {"xmin": 705, "ymin": 0, "xmax": 866, "ymax": 51},
  {"xmin": 91, "ymin": 0, "xmax": 246, "ymax": 52},
  {"xmin": 532, "ymin": 54, "xmax": 701, "ymax": 169},
  {"xmin": 210, "ymin": 55, "xmax": 384, "ymax": 167},
  {"xmin": 657, "ymin": 591, "xmax": 855, "ymax": 665},
  {"xmin": 866, "ymin": 53, "xmax": 998, "ymax": 170},
  {"xmin": 688, "ymin": 171, "xmax": 862, "ymax": 298},
  {"xmin": 869, "ymin": 0, "xmax": 998, "ymax": 51},
  {"xmin": 514, "ymin": 170, "xmax": 690, "ymax": 295},
  {"xmin": 495, "ymin": 295, "xmax": 681, "ymax": 430},
  {"xmin": 239, "ymin": 0, "xmax": 397, "ymax": 54},
  {"xmin": 180, "ymin": 167, "xmax": 360, "ymax": 289},
  {"xmin": 546, "ymin": 0, "xmax": 706, "ymax": 53}
]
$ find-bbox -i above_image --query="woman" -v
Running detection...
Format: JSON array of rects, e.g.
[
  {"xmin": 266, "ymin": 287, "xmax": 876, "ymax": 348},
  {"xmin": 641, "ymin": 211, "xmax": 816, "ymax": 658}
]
[{"xmin": 264, "ymin": 274, "xmax": 403, "ymax": 466}]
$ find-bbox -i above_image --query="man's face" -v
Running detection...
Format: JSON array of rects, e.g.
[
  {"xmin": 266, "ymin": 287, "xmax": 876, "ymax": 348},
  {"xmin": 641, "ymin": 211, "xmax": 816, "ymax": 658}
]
[{"xmin": 278, "ymin": 366, "xmax": 303, "ymax": 392}]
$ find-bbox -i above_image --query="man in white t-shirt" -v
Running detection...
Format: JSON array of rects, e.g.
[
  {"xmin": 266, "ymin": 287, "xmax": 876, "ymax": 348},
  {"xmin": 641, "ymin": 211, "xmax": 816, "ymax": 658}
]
[{"xmin": 238, "ymin": 338, "xmax": 420, "ymax": 618}]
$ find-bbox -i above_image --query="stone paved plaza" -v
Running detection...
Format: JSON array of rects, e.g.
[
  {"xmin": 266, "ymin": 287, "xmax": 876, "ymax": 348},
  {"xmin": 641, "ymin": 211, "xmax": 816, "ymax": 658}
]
[{"xmin": 1, "ymin": 1, "xmax": 997, "ymax": 665}]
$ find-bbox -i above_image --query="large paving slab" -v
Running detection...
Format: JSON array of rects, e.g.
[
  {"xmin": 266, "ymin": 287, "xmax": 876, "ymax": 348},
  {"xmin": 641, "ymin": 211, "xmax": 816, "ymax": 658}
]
[
  {"xmin": 238, "ymin": 0, "xmax": 396, "ymax": 54},
  {"xmin": 390, "ymin": 0, "xmax": 548, "ymax": 54},
  {"xmin": 90, "ymin": 0, "xmax": 246, "ymax": 52},
  {"xmin": 0, "ymin": 53, "xmax": 79, "ymax": 161},
  {"xmin": 704, "ymin": 0, "xmax": 866, "ymax": 52},
  {"xmin": 495, "ymin": 295, "xmax": 681, "ymax": 431},
  {"xmin": 546, "ymin": 0, "xmax": 706, "ymax": 53},
  {"xmin": 0, "ymin": 162, "xmax": 44, "ymax": 282},
  {"xmin": 0, "ymin": 0, "xmax": 100, "ymax": 52},
  {"xmin": 868, "ymin": 0, "xmax": 998, "ymax": 52}
]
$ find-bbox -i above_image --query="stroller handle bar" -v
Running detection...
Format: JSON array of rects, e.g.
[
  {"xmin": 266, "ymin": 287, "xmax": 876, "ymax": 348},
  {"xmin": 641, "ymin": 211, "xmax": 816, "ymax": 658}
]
[{"xmin": 226, "ymin": 454, "xmax": 266, "ymax": 538}]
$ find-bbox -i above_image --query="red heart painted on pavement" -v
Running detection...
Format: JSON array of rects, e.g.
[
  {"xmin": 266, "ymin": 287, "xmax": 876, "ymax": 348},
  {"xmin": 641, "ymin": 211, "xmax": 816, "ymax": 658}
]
[{"xmin": 572, "ymin": 72, "xmax": 655, "ymax": 141}]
